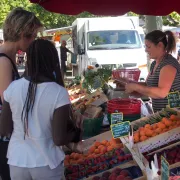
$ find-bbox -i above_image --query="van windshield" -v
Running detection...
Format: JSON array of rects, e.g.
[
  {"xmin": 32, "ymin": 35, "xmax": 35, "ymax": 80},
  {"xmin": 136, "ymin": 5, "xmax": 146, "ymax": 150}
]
[{"xmin": 88, "ymin": 30, "xmax": 142, "ymax": 50}]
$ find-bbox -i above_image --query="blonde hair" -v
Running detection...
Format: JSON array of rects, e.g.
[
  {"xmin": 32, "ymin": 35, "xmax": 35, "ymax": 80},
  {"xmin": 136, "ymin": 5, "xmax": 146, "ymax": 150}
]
[{"xmin": 3, "ymin": 7, "xmax": 43, "ymax": 42}]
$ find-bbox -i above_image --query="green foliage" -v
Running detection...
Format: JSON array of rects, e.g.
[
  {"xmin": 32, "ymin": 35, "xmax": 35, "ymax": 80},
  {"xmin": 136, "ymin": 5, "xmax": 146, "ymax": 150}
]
[
  {"xmin": 82, "ymin": 68, "xmax": 112, "ymax": 93},
  {"xmin": 72, "ymin": 75, "xmax": 81, "ymax": 85},
  {"xmin": 0, "ymin": 0, "xmax": 97, "ymax": 29}
]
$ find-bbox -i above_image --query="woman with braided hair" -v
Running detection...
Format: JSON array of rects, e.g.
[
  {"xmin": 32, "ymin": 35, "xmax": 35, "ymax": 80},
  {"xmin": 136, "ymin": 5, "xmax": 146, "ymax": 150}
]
[{"xmin": 0, "ymin": 39, "xmax": 81, "ymax": 180}]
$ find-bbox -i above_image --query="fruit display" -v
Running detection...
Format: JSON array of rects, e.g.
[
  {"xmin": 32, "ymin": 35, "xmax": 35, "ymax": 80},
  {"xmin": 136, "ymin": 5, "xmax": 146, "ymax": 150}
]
[
  {"xmin": 133, "ymin": 114, "xmax": 180, "ymax": 143},
  {"xmin": 68, "ymin": 88, "xmax": 86, "ymax": 102},
  {"xmin": 73, "ymin": 95, "xmax": 101, "ymax": 113},
  {"xmin": 91, "ymin": 166, "xmax": 143, "ymax": 180},
  {"xmin": 144, "ymin": 145, "xmax": 180, "ymax": 168},
  {"xmin": 132, "ymin": 108, "xmax": 178, "ymax": 131},
  {"xmin": 65, "ymin": 138, "xmax": 124, "ymax": 166},
  {"xmin": 169, "ymin": 166, "xmax": 180, "ymax": 179},
  {"xmin": 64, "ymin": 139, "xmax": 134, "ymax": 179}
]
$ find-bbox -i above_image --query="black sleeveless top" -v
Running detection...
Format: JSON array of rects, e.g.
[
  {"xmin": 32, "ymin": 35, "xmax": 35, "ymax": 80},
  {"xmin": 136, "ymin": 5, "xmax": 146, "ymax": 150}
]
[
  {"xmin": 146, "ymin": 54, "xmax": 180, "ymax": 112},
  {"xmin": 0, "ymin": 53, "xmax": 20, "ymax": 141}
]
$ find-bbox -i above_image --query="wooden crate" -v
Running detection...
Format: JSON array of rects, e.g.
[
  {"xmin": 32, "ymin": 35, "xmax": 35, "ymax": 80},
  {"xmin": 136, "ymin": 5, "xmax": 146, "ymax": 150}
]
[
  {"xmin": 81, "ymin": 130, "xmax": 112, "ymax": 153},
  {"xmin": 86, "ymin": 160, "xmax": 147, "ymax": 180},
  {"xmin": 131, "ymin": 127, "xmax": 180, "ymax": 153},
  {"xmin": 122, "ymin": 107, "xmax": 180, "ymax": 153}
]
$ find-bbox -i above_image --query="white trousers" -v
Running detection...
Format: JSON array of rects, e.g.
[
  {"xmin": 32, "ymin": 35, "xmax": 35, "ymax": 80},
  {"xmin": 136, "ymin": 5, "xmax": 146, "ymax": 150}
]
[{"xmin": 9, "ymin": 162, "xmax": 65, "ymax": 180}]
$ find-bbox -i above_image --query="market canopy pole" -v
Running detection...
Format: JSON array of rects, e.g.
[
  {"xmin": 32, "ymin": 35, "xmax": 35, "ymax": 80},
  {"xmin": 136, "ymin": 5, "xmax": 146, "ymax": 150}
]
[
  {"xmin": 145, "ymin": 16, "xmax": 163, "ymax": 72},
  {"xmin": 145, "ymin": 16, "xmax": 163, "ymax": 33}
]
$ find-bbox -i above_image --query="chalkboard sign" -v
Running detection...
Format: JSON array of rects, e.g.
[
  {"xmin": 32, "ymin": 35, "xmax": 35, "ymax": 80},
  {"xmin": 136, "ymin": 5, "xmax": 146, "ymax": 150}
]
[
  {"xmin": 111, "ymin": 121, "xmax": 130, "ymax": 139},
  {"xmin": 161, "ymin": 156, "xmax": 169, "ymax": 180},
  {"xmin": 111, "ymin": 113, "xmax": 123, "ymax": 125},
  {"xmin": 168, "ymin": 91, "xmax": 180, "ymax": 108}
]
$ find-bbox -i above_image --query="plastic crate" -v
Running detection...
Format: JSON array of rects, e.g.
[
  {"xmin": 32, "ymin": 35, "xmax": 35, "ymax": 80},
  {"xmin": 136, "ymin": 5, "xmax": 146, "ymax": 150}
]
[
  {"xmin": 112, "ymin": 68, "xmax": 141, "ymax": 81},
  {"xmin": 107, "ymin": 98, "xmax": 141, "ymax": 114},
  {"xmin": 82, "ymin": 116, "xmax": 104, "ymax": 139}
]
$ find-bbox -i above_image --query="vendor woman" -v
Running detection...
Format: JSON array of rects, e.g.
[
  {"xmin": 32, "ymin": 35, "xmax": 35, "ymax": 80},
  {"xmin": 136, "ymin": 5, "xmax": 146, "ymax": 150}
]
[{"xmin": 125, "ymin": 30, "xmax": 180, "ymax": 112}]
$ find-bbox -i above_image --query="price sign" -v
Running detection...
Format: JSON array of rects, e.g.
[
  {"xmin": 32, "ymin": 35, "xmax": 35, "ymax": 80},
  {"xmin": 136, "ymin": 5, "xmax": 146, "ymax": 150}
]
[
  {"xmin": 161, "ymin": 156, "xmax": 169, "ymax": 180},
  {"xmin": 168, "ymin": 91, "xmax": 180, "ymax": 108},
  {"xmin": 111, "ymin": 121, "xmax": 130, "ymax": 139},
  {"xmin": 111, "ymin": 113, "xmax": 123, "ymax": 125}
]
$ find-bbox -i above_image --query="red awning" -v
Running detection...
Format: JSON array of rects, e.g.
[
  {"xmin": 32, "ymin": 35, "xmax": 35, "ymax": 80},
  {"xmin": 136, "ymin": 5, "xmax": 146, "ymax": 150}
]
[{"xmin": 30, "ymin": 0, "xmax": 180, "ymax": 16}]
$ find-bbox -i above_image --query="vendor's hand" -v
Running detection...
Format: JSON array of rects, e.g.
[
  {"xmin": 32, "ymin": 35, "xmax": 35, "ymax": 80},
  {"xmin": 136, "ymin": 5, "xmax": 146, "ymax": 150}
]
[{"xmin": 125, "ymin": 83, "xmax": 137, "ymax": 94}]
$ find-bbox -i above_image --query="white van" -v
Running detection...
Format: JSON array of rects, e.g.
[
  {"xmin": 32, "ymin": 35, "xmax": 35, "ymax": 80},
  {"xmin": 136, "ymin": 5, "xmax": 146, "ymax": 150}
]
[{"xmin": 72, "ymin": 17, "xmax": 148, "ymax": 81}]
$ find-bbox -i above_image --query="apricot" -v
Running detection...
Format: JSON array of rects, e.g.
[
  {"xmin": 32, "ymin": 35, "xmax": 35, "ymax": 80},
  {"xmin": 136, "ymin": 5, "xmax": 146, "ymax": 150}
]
[
  {"xmin": 170, "ymin": 115, "xmax": 178, "ymax": 121},
  {"xmin": 94, "ymin": 141, "xmax": 101, "ymax": 147},
  {"xmin": 144, "ymin": 124, "xmax": 152, "ymax": 129},
  {"xmin": 134, "ymin": 135, "xmax": 140, "ymax": 143},
  {"xmin": 155, "ymin": 128, "xmax": 162, "ymax": 134},
  {"xmin": 145, "ymin": 129, "xmax": 153, "ymax": 137},
  {"xmin": 94, "ymin": 149, "xmax": 100, "ymax": 154},
  {"xmin": 101, "ymin": 140, "xmax": 108, "ymax": 145},
  {"xmin": 140, "ymin": 130, "xmax": 146, "ymax": 136},
  {"xmin": 157, "ymin": 122, "xmax": 166, "ymax": 129},
  {"xmin": 100, "ymin": 147, "xmax": 107, "ymax": 153},
  {"xmin": 152, "ymin": 124, "xmax": 157, "ymax": 130},
  {"xmin": 98, "ymin": 145, "xmax": 105, "ymax": 150},
  {"xmin": 70, "ymin": 152, "xmax": 76, "ymax": 159},
  {"xmin": 89, "ymin": 146, "xmax": 96, "ymax": 153},
  {"xmin": 107, "ymin": 146, "xmax": 114, "ymax": 151}
]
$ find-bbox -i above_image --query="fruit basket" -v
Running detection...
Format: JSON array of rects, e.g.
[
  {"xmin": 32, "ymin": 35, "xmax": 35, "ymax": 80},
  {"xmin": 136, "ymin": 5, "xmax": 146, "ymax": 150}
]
[
  {"xmin": 139, "ymin": 142, "xmax": 180, "ymax": 179},
  {"xmin": 87, "ymin": 166, "xmax": 145, "ymax": 180},
  {"xmin": 107, "ymin": 98, "xmax": 141, "ymax": 115},
  {"xmin": 64, "ymin": 138, "xmax": 134, "ymax": 180},
  {"xmin": 121, "ymin": 108, "xmax": 180, "ymax": 154},
  {"xmin": 112, "ymin": 68, "xmax": 141, "ymax": 82}
]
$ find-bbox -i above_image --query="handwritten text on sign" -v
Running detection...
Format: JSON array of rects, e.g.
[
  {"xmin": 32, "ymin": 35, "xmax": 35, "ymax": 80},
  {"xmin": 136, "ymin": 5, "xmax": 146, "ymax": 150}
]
[
  {"xmin": 111, "ymin": 121, "xmax": 130, "ymax": 139},
  {"xmin": 111, "ymin": 113, "xmax": 123, "ymax": 125},
  {"xmin": 161, "ymin": 156, "xmax": 169, "ymax": 180},
  {"xmin": 168, "ymin": 91, "xmax": 180, "ymax": 108}
]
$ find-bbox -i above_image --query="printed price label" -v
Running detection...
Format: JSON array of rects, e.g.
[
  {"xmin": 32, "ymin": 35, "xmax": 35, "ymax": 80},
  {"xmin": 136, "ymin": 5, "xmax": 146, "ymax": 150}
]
[
  {"xmin": 161, "ymin": 156, "xmax": 169, "ymax": 180},
  {"xmin": 111, "ymin": 121, "xmax": 130, "ymax": 139},
  {"xmin": 168, "ymin": 91, "xmax": 180, "ymax": 108},
  {"xmin": 111, "ymin": 113, "xmax": 123, "ymax": 125}
]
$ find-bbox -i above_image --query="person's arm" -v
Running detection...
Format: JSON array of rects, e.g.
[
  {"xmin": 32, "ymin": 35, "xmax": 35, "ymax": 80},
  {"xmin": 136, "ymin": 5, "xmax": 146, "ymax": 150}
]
[
  {"xmin": 52, "ymin": 104, "xmax": 81, "ymax": 146},
  {"xmin": 66, "ymin": 47, "xmax": 73, "ymax": 54},
  {"xmin": 0, "ymin": 101, "xmax": 13, "ymax": 136},
  {"xmin": 125, "ymin": 65, "xmax": 177, "ymax": 99},
  {"xmin": 0, "ymin": 58, "xmax": 12, "ymax": 102}
]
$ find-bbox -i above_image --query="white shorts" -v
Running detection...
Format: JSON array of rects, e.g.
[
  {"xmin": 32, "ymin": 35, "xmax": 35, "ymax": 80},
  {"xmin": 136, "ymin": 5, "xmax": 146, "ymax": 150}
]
[{"xmin": 9, "ymin": 162, "xmax": 65, "ymax": 180}]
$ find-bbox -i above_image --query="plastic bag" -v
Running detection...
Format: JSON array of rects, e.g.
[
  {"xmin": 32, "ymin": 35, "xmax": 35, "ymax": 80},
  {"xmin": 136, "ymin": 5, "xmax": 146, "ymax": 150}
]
[{"xmin": 141, "ymin": 100, "xmax": 154, "ymax": 117}]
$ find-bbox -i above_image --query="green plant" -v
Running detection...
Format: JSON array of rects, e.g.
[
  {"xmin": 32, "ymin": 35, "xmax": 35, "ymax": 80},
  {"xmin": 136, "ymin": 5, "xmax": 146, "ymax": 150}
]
[{"xmin": 82, "ymin": 68, "xmax": 112, "ymax": 93}]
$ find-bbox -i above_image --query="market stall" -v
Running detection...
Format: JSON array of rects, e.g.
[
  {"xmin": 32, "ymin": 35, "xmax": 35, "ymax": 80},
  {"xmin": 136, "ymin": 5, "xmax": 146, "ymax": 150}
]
[
  {"xmin": 28, "ymin": 1, "xmax": 180, "ymax": 179},
  {"xmin": 64, "ymin": 65, "xmax": 180, "ymax": 179}
]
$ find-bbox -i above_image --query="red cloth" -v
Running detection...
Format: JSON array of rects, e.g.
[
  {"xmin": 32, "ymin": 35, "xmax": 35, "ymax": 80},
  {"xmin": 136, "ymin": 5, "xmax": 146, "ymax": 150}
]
[{"xmin": 30, "ymin": 0, "xmax": 180, "ymax": 16}]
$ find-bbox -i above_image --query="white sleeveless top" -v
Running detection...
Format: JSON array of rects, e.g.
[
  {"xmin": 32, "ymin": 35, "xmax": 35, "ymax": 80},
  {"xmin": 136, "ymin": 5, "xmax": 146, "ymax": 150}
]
[{"xmin": 3, "ymin": 78, "xmax": 70, "ymax": 169}]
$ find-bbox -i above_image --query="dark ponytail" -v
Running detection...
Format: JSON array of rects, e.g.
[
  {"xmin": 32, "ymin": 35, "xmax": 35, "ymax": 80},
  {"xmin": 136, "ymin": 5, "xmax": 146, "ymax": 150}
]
[
  {"xmin": 145, "ymin": 30, "xmax": 176, "ymax": 54},
  {"xmin": 164, "ymin": 31, "xmax": 176, "ymax": 54}
]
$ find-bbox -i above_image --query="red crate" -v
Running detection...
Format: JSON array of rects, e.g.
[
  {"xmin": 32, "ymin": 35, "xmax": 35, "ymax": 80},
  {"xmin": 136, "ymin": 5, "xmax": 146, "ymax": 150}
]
[
  {"xmin": 107, "ymin": 98, "xmax": 141, "ymax": 115},
  {"xmin": 112, "ymin": 68, "xmax": 141, "ymax": 82}
]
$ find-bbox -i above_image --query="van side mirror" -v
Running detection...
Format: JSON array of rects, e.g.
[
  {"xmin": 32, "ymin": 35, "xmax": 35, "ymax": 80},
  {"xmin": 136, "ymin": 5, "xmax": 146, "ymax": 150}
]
[{"xmin": 78, "ymin": 44, "xmax": 85, "ymax": 55}]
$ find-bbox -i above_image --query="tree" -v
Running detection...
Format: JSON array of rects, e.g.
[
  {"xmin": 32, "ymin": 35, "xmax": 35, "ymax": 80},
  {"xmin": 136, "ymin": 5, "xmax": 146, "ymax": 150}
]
[
  {"xmin": 128, "ymin": 11, "xmax": 180, "ymax": 27},
  {"xmin": 0, "ymin": 0, "xmax": 97, "ymax": 29}
]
